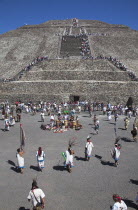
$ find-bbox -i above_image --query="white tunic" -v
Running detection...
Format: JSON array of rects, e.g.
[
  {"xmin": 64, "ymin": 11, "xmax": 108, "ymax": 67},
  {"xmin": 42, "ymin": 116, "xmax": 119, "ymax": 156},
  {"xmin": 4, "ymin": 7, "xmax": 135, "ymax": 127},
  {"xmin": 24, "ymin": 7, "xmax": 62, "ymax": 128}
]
[
  {"xmin": 17, "ymin": 153, "xmax": 24, "ymax": 168},
  {"xmin": 65, "ymin": 150, "xmax": 74, "ymax": 166},
  {"xmin": 27, "ymin": 188, "xmax": 45, "ymax": 207},
  {"xmin": 114, "ymin": 147, "xmax": 120, "ymax": 159},
  {"xmin": 85, "ymin": 142, "xmax": 94, "ymax": 157},
  {"xmin": 112, "ymin": 200, "xmax": 127, "ymax": 210},
  {"xmin": 36, "ymin": 151, "xmax": 45, "ymax": 168}
]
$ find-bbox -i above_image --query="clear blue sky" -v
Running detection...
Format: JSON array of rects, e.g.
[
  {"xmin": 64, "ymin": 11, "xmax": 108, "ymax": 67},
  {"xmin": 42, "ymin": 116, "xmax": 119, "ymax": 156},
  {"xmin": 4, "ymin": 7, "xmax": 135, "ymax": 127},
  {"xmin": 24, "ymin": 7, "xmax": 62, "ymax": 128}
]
[{"xmin": 0, "ymin": 0, "xmax": 138, "ymax": 34}]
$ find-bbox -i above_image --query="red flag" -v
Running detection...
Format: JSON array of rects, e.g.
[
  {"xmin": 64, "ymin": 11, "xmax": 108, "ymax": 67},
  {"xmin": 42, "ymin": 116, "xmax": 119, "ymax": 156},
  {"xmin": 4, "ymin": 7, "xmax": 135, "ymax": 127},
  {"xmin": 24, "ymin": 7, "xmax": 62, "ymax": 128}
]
[{"xmin": 20, "ymin": 124, "xmax": 26, "ymax": 150}]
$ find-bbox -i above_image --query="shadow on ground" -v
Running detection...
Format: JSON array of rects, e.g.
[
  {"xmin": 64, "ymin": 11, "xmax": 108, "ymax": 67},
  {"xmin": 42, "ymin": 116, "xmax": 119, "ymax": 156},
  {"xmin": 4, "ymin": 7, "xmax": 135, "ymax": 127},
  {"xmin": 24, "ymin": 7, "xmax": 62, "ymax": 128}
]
[
  {"xmin": 53, "ymin": 165, "xmax": 66, "ymax": 171},
  {"xmin": 75, "ymin": 156, "xmax": 86, "ymax": 161},
  {"xmin": 101, "ymin": 160, "xmax": 115, "ymax": 167},
  {"xmin": 129, "ymin": 179, "xmax": 138, "ymax": 185},
  {"xmin": 90, "ymin": 132, "xmax": 97, "ymax": 135},
  {"xmin": 10, "ymin": 166, "xmax": 20, "ymax": 173},
  {"xmin": 82, "ymin": 116, "xmax": 89, "ymax": 117},
  {"xmin": 123, "ymin": 199, "xmax": 138, "ymax": 209},
  {"xmin": 7, "ymin": 160, "xmax": 16, "ymax": 166},
  {"xmin": 109, "ymin": 122, "xmax": 116, "ymax": 125},
  {"xmin": 30, "ymin": 165, "xmax": 40, "ymax": 171},
  {"xmin": 118, "ymin": 128, "xmax": 126, "ymax": 130},
  {"xmin": 94, "ymin": 155, "xmax": 114, "ymax": 167},
  {"xmin": 121, "ymin": 137, "xmax": 133, "ymax": 142},
  {"xmin": 1, "ymin": 128, "xmax": 6, "ymax": 131},
  {"xmin": 19, "ymin": 207, "xmax": 30, "ymax": 210},
  {"xmin": 8, "ymin": 160, "xmax": 19, "ymax": 173},
  {"xmin": 95, "ymin": 154, "xmax": 102, "ymax": 160}
]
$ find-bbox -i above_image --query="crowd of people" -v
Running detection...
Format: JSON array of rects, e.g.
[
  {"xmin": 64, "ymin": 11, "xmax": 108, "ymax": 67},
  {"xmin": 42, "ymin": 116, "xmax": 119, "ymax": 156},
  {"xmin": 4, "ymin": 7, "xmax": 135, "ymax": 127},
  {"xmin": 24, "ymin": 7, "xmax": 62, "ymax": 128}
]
[
  {"xmin": 107, "ymin": 56, "xmax": 138, "ymax": 81},
  {"xmin": 0, "ymin": 56, "xmax": 48, "ymax": 82},
  {"xmin": 80, "ymin": 36, "xmax": 91, "ymax": 57},
  {"xmin": 55, "ymin": 31, "xmax": 109, "ymax": 37},
  {"xmin": 72, "ymin": 18, "xmax": 78, "ymax": 27},
  {"xmin": 0, "ymin": 98, "xmax": 138, "ymax": 209}
]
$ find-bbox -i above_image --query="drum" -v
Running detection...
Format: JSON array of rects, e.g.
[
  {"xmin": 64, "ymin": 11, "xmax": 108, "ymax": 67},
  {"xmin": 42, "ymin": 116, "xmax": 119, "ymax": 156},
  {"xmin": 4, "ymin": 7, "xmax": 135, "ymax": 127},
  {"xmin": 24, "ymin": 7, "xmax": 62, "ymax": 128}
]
[
  {"xmin": 64, "ymin": 120, "xmax": 68, "ymax": 127},
  {"xmin": 56, "ymin": 120, "xmax": 60, "ymax": 128},
  {"xmin": 73, "ymin": 121, "xmax": 76, "ymax": 129}
]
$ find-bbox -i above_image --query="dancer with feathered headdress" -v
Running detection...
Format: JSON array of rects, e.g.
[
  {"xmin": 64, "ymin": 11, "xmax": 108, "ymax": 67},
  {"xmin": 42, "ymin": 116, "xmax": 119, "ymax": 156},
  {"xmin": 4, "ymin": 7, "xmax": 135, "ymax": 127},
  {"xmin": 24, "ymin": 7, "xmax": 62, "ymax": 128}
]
[{"xmin": 62, "ymin": 137, "xmax": 76, "ymax": 173}]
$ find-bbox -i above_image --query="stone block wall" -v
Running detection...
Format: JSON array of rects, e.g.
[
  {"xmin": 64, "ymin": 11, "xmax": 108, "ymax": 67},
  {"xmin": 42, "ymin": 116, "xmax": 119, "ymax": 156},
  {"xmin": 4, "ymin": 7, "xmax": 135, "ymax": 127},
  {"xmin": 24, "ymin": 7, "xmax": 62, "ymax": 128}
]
[
  {"xmin": 33, "ymin": 59, "xmax": 115, "ymax": 71},
  {"xmin": 20, "ymin": 70, "xmax": 130, "ymax": 81},
  {"xmin": 0, "ymin": 81, "xmax": 138, "ymax": 104}
]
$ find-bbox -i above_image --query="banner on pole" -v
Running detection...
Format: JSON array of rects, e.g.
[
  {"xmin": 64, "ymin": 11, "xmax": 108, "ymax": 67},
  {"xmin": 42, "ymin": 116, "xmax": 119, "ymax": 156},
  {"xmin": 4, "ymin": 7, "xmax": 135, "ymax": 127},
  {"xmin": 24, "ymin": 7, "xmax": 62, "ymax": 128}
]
[{"xmin": 20, "ymin": 124, "xmax": 26, "ymax": 150}]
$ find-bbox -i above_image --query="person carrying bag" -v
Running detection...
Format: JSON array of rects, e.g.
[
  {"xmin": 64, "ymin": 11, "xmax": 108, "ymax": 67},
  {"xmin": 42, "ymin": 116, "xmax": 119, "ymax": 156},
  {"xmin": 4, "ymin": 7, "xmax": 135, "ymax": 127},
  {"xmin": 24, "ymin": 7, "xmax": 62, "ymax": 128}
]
[{"xmin": 28, "ymin": 180, "xmax": 45, "ymax": 210}]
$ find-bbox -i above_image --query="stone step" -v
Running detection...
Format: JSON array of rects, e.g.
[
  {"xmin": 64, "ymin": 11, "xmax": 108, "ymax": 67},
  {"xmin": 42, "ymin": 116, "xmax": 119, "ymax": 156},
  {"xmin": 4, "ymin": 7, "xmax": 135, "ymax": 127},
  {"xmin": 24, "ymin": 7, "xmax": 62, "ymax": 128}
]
[
  {"xmin": 32, "ymin": 59, "xmax": 117, "ymax": 71},
  {"xmin": 60, "ymin": 35, "xmax": 85, "ymax": 57},
  {"xmin": 20, "ymin": 70, "xmax": 130, "ymax": 81},
  {"xmin": 4, "ymin": 80, "xmax": 135, "ymax": 83}
]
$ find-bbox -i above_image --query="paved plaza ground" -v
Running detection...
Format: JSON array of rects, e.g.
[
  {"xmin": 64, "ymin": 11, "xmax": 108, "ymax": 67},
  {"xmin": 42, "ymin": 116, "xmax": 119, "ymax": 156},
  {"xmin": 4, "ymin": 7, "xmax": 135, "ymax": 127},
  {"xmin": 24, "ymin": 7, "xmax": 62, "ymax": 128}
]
[{"xmin": 0, "ymin": 110, "xmax": 137, "ymax": 210}]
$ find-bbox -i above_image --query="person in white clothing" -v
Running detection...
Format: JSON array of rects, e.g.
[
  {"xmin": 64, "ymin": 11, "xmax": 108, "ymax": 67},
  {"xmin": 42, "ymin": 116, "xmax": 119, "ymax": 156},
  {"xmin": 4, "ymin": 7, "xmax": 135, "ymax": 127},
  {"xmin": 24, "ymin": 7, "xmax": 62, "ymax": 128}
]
[
  {"xmin": 107, "ymin": 110, "xmax": 112, "ymax": 121},
  {"xmin": 16, "ymin": 148, "xmax": 24, "ymax": 174},
  {"xmin": 112, "ymin": 144, "xmax": 121, "ymax": 167},
  {"xmin": 40, "ymin": 111, "xmax": 45, "ymax": 122},
  {"xmin": 36, "ymin": 147, "xmax": 45, "ymax": 171},
  {"xmin": 64, "ymin": 147, "xmax": 74, "ymax": 173},
  {"xmin": 112, "ymin": 194, "xmax": 127, "ymax": 210},
  {"xmin": 50, "ymin": 114, "xmax": 55, "ymax": 127},
  {"xmin": 4, "ymin": 117, "xmax": 10, "ymax": 131},
  {"xmin": 85, "ymin": 136, "xmax": 94, "ymax": 161},
  {"xmin": 9, "ymin": 115, "xmax": 15, "ymax": 126},
  {"xmin": 27, "ymin": 180, "xmax": 45, "ymax": 210}
]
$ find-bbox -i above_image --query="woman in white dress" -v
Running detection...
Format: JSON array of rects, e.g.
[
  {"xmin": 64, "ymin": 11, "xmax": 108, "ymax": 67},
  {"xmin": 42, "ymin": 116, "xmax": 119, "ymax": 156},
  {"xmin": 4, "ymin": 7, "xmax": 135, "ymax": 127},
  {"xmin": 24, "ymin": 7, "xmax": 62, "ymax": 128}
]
[{"xmin": 36, "ymin": 147, "xmax": 45, "ymax": 171}]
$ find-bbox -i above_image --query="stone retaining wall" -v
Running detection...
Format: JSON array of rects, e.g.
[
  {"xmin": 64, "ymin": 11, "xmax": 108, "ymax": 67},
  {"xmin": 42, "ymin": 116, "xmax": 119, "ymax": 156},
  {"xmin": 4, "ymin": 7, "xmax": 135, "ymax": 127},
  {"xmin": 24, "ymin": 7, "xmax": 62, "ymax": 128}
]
[
  {"xmin": 34, "ymin": 59, "xmax": 115, "ymax": 71},
  {"xmin": 21, "ymin": 70, "xmax": 130, "ymax": 81},
  {"xmin": 0, "ymin": 81, "xmax": 137, "ymax": 104}
]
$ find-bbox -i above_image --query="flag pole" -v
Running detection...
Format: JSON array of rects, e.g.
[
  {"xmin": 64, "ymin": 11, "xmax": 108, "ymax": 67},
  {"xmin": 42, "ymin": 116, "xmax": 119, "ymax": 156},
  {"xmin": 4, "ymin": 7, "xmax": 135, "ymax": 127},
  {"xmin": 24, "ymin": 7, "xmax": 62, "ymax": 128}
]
[{"xmin": 20, "ymin": 123, "xmax": 22, "ymax": 150}]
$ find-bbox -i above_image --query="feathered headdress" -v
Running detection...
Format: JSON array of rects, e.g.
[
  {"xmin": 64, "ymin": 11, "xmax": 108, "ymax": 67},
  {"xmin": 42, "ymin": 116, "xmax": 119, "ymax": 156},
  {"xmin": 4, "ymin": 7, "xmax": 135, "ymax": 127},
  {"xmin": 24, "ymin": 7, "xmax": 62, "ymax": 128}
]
[{"xmin": 68, "ymin": 137, "xmax": 77, "ymax": 148}]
